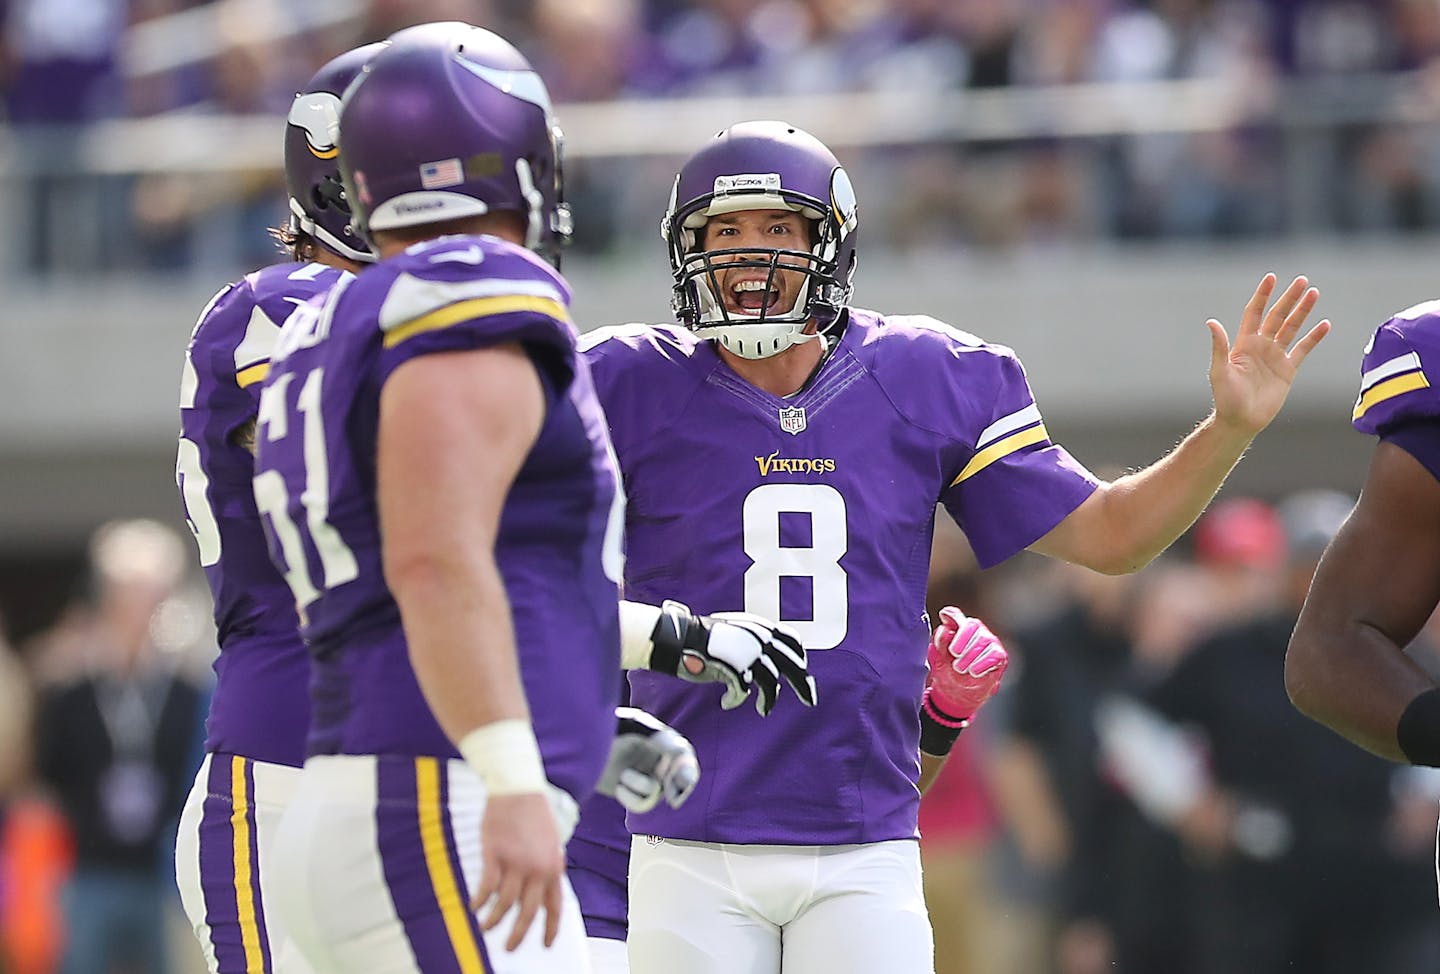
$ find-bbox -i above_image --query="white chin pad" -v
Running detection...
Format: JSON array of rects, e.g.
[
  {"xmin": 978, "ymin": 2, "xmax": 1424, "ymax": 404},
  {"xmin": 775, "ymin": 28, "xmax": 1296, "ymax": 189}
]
[{"xmin": 698, "ymin": 322, "xmax": 818, "ymax": 360}]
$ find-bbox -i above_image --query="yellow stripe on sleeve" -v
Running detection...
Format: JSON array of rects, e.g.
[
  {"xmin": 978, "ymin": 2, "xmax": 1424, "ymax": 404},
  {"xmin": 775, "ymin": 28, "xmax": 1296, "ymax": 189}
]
[
  {"xmin": 416, "ymin": 758, "xmax": 488, "ymax": 974},
  {"xmin": 1352, "ymin": 370, "xmax": 1430, "ymax": 421},
  {"xmin": 230, "ymin": 756, "xmax": 267, "ymax": 974},
  {"xmin": 951, "ymin": 424, "xmax": 1050, "ymax": 487},
  {"xmin": 236, "ymin": 362, "xmax": 270, "ymax": 389},
  {"xmin": 382, "ymin": 296, "xmax": 569, "ymax": 349}
]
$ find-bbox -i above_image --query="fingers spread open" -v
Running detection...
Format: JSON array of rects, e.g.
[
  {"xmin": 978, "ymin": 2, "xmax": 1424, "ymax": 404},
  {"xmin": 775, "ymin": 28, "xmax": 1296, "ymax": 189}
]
[
  {"xmin": 1273, "ymin": 286, "xmax": 1319, "ymax": 347},
  {"xmin": 1259, "ymin": 275, "xmax": 1309, "ymax": 339},
  {"xmin": 1288, "ymin": 319, "xmax": 1331, "ymax": 365},
  {"xmin": 1239, "ymin": 272, "xmax": 1278, "ymax": 336}
]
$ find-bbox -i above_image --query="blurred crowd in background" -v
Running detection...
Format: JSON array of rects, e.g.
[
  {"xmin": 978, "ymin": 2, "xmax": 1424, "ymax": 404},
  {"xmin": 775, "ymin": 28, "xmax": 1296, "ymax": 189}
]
[
  {"xmin": 10, "ymin": 0, "xmax": 1440, "ymax": 273},
  {"xmin": 1, "ymin": 496, "xmax": 1438, "ymax": 973}
]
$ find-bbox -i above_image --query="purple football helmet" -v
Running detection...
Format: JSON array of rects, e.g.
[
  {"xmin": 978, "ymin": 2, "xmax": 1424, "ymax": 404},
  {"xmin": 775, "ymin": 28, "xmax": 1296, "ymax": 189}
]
[
  {"xmin": 338, "ymin": 24, "xmax": 572, "ymax": 263},
  {"xmin": 662, "ymin": 120, "xmax": 859, "ymax": 359},
  {"xmin": 284, "ymin": 43, "xmax": 386, "ymax": 264}
]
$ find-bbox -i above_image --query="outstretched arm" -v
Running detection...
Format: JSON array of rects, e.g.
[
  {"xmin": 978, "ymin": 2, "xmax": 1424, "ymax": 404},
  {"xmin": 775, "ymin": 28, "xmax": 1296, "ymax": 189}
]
[
  {"xmin": 1286, "ymin": 441, "xmax": 1440, "ymax": 763},
  {"xmin": 1031, "ymin": 273, "xmax": 1329, "ymax": 574}
]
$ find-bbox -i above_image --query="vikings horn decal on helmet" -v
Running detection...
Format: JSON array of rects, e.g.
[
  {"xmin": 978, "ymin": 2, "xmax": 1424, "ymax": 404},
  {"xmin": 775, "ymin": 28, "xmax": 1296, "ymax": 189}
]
[
  {"xmin": 336, "ymin": 23, "xmax": 572, "ymax": 265},
  {"xmin": 661, "ymin": 120, "xmax": 859, "ymax": 360},
  {"xmin": 284, "ymin": 43, "xmax": 387, "ymax": 264}
]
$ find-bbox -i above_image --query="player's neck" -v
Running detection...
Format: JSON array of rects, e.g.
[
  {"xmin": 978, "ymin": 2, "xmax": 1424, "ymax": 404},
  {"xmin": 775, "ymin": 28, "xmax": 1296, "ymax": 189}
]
[{"xmin": 716, "ymin": 336, "xmax": 826, "ymax": 397}]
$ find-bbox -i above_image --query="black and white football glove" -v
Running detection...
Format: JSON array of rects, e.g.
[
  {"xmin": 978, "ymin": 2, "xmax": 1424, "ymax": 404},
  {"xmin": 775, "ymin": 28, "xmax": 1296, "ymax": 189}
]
[
  {"xmin": 598, "ymin": 707, "xmax": 700, "ymax": 813},
  {"xmin": 648, "ymin": 600, "xmax": 818, "ymax": 716}
]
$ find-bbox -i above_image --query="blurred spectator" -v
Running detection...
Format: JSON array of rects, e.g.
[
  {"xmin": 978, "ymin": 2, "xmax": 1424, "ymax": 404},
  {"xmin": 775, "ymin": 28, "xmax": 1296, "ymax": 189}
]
[
  {"xmin": 11, "ymin": 2, "xmax": 1440, "ymax": 275},
  {"xmin": 0, "ymin": 798, "xmax": 71, "ymax": 974},
  {"xmin": 1, "ymin": 0, "xmax": 127, "ymax": 273},
  {"xmin": 1136, "ymin": 491, "xmax": 1440, "ymax": 974},
  {"xmin": 992, "ymin": 563, "xmax": 1152, "ymax": 974},
  {"xmin": 32, "ymin": 520, "xmax": 204, "ymax": 974},
  {"xmin": 659, "ymin": 0, "xmax": 766, "ymax": 94},
  {"xmin": 919, "ymin": 522, "xmax": 1004, "ymax": 974},
  {"xmin": 1189, "ymin": 494, "xmax": 1288, "ymax": 621},
  {"xmin": 991, "ymin": 550, "xmax": 1227, "ymax": 974},
  {"xmin": 0, "ymin": 619, "xmax": 32, "ymax": 806},
  {"xmin": 920, "ymin": 737, "xmax": 1001, "ymax": 974},
  {"xmin": 1089, "ymin": 0, "xmax": 1282, "ymax": 239}
]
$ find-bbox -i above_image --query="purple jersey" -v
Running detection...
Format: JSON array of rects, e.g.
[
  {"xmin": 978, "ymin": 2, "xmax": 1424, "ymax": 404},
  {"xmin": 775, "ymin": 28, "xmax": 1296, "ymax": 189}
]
[
  {"xmin": 1353, "ymin": 300, "xmax": 1440, "ymax": 481},
  {"xmin": 250, "ymin": 235, "xmax": 622, "ymax": 805},
  {"xmin": 178, "ymin": 261, "xmax": 347, "ymax": 767},
  {"xmin": 581, "ymin": 310, "xmax": 1099, "ymax": 845}
]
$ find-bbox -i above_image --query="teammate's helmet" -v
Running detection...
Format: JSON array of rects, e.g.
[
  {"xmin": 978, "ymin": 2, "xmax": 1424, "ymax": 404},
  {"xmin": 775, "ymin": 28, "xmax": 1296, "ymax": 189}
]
[
  {"xmin": 283, "ymin": 43, "xmax": 386, "ymax": 264},
  {"xmin": 662, "ymin": 120, "xmax": 859, "ymax": 359},
  {"xmin": 338, "ymin": 24, "xmax": 572, "ymax": 263}
]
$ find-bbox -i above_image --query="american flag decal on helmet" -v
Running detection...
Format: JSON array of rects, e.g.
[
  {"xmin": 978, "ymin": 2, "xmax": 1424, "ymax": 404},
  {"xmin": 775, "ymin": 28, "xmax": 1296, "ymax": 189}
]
[{"xmin": 419, "ymin": 158, "xmax": 464, "ymax": 189}]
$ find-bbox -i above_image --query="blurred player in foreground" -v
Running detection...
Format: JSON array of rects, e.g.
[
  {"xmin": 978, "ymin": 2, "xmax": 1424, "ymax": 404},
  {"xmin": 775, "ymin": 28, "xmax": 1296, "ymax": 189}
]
[
  {"xmin": 1287, "ymin": 302, "xmax": 1440, "ymax": 770},
  {"xmin": 579, "ymin": 120, "xmax": 1329, "ymax": 973},
  {"xmin": 172, "ymin": 44, "xmax": 379, "ymax": 973}
]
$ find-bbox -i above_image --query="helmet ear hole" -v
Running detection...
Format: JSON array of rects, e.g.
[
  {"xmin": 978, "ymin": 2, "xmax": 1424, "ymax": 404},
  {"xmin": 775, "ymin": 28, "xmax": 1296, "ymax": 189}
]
[{"xmin": 313, "ymin": 176, "xmax": 349, "ymax": 215}]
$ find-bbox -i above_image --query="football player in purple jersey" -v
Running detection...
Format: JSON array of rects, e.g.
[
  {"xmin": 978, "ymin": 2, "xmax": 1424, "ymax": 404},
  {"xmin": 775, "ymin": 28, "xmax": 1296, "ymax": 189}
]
[
  {"xmin": 249, "ymin": 28, "xmax": 816, "ymax": 974},
  {"xmin": 1287, "ymin": 303, "xmax": 1440, "ymax": 769},
  {"xmin": 579, "ymin": 120, "xmax": 1330, "ymax": 973},
  {"xmin": 173, "ymin": 43, "xmax": 381, "ymax": 974}
]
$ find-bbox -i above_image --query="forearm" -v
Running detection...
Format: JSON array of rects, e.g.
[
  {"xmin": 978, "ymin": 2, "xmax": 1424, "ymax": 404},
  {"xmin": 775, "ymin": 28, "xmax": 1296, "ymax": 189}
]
[
  {"xmin": 918, "ymin": 753, "xmax": 946, "ymax": 795},
  {"xmin": 376, "ymin": 344, "xmax": 546, "ymax": 767},
  {"xmin": 1040, "ymin": 412, "xmax": 1253, "ymax": 574},
  {"xmin": 392, "ymin": 553, "xmax": 530, "ymax": 745},
  {"xmin": 1284, "ymin": 449, "xmax": 1440, "ymax": 764},
  {"xmin": 1287, "ymin": 614, "xmax": 1438, "ymax": 763}
]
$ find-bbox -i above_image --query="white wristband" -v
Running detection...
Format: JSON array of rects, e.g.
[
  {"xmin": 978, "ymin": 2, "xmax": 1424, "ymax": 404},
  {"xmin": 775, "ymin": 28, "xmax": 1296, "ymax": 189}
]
[
  {"xmin": 618, "ymin": 600, "xmax": 663, "ymax": 671},
  {"xmin": 457, "ymin": 719, "xmax": 548, "ymax": 797}
]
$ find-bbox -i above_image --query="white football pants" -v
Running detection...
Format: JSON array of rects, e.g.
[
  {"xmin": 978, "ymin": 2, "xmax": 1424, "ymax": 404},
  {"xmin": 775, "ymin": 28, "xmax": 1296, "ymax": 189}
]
[
  {"xmin": 268, "ymin": 754, "xmax": 589, "ymax": 974},
  {"xmin": 627, "ymin": 837, "xmax": 933, "ymax": 974}
]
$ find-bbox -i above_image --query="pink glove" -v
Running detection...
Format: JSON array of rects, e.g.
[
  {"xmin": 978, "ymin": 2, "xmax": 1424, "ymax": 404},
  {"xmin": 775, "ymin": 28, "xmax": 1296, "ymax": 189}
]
[{"xmin": 922, "ymin": 607, "xmax": 1009, "ymax": 726}]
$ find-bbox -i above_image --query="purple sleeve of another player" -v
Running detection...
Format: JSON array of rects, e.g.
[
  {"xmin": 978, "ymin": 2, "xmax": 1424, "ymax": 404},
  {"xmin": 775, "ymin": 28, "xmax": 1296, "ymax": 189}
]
[
  {"xmin": 939, "ymin": 349, "xmax": 1099, "ymax": 568},
  {"xmin": 375, "ymin": 288, "xmax": 578, "ymax": 389},
  {"xmin": 1353, "ymin": 309, "xmax": 1440, "ymax": 482}
]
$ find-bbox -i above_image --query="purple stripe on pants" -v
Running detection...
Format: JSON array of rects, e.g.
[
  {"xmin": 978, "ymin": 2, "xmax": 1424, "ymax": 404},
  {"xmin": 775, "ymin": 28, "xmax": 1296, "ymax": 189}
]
[
  {"xmin": 375, "ymin": 756, "xmax": 481, "ymax": 974},
  {"xmin": 244, "ymin": 758, "xmax": 274, "ymax": 972},
  {"xmin": 437, "ymin": 761, "xmax": 490, "ymax": 960},
  {"xmin": 198, "ymin": 754, "xmax": 271, "ymax": 973}
]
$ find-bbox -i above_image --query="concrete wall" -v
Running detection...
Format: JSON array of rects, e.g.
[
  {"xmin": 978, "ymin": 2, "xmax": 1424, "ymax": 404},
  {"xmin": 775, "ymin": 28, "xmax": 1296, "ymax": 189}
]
[{"xmin": 5, "ymin": 238, "xmax": 1434, "ymax": 545}]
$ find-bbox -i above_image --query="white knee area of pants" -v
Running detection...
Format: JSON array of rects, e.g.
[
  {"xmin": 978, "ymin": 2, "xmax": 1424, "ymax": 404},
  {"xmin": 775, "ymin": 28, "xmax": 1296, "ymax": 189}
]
[{"xmin": 270, "ymin": 755, "xmax": 591, "ymax": 974}]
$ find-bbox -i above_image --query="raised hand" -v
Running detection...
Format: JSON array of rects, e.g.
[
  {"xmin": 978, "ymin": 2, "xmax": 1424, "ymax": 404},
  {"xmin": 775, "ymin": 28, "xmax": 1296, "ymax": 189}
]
[
  {"xmin": 650, "ymin": 600, "xmax": 818, "ymax": 716},
  {"xmin": 598, "ymin": 707, "xmax": 700, "ymax": 813},
  {"xmin": 1207, "ymin": 273, "xmax": 1330, "ymax": 436}
]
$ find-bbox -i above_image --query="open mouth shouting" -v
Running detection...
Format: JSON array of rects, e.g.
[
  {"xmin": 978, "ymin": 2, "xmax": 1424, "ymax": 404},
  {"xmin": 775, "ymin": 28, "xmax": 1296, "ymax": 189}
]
[{"xmin": 729, "ymin": 277, "xmax": 784, "ymax": 317}]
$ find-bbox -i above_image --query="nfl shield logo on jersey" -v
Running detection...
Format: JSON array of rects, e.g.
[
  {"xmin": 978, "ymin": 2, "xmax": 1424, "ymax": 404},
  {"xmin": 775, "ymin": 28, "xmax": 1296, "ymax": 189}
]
[{"xmin": 778, "ymin": 407, "xmax": 807, "ymax": 435}]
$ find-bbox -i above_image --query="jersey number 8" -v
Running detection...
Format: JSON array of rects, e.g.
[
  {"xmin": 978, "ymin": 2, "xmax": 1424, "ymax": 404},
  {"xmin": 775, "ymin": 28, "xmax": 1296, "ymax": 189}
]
[{"xmin": 742, "ymin": 483, "xmax": 848, "ymax": 651}]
